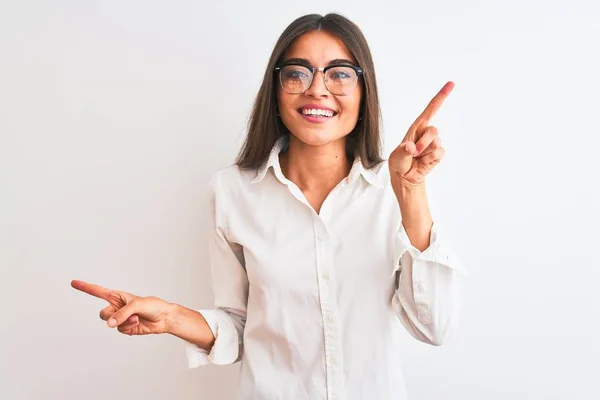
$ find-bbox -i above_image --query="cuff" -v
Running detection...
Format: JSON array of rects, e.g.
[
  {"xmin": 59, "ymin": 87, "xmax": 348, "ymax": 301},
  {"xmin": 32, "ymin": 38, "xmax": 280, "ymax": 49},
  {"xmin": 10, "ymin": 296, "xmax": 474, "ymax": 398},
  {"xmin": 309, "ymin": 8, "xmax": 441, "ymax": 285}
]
[
  {"xmin": 392, "ymin": 222, "xmax": 467, "ymax": 326},
  {"xmin": 392, "ymin": 221, "xmax": 468, "ymax": 277},
  {"xmin": 185, "ymin": 309, "xmax": 240, "ymax": 368}
]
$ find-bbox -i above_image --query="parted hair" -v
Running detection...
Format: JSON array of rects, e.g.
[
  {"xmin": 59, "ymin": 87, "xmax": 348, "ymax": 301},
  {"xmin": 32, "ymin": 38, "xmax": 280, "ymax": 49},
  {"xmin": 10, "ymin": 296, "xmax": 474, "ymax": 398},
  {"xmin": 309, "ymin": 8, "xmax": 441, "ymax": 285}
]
[{"xmin": 234, "ymin": 13, "xmax": 384, "ymax": 170}]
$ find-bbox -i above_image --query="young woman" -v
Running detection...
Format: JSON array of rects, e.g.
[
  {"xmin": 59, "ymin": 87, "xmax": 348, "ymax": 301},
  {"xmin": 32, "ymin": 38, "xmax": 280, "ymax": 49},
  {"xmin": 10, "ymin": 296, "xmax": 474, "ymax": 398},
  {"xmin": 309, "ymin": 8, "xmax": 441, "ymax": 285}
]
[{"xmin": 72, "ymin": 12, "xmax": 467, "ymax": 400}]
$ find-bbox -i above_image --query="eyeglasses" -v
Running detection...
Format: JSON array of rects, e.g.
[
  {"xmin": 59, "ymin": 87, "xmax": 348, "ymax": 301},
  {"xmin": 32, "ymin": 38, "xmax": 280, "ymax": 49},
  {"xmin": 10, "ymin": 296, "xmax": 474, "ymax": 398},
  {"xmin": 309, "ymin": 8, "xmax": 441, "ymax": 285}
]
[{"xmin": 274, "ymin": 62, "xmax": 363, "ymax": 96}]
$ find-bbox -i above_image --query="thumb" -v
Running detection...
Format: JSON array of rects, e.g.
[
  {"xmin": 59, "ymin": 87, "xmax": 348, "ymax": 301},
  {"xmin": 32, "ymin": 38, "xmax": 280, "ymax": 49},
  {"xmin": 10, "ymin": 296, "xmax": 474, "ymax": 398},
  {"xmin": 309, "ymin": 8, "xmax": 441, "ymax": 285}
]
[
  {"xmin": 107, "ymin": 300, "xmax": 141, "ymax": 328},
  {"xmin": 392, "ymin": 141, "xmax": 417, "ymax": 174}
]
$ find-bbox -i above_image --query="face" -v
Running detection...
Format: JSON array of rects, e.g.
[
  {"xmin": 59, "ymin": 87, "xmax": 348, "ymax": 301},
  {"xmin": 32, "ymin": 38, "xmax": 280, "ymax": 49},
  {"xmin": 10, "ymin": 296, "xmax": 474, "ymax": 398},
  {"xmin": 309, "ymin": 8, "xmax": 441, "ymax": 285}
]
[{"xmin": 277, "ymin": 30, "xmax": 362, "ymax": 147}]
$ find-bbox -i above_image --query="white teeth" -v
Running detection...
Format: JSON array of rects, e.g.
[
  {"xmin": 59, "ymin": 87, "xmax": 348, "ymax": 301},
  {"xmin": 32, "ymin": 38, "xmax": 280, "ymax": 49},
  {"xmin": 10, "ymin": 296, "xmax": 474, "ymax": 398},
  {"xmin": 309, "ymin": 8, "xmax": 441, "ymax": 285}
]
[{"xmin": 301, "ymin": 108, "xmax": 334, "ymax": 117}]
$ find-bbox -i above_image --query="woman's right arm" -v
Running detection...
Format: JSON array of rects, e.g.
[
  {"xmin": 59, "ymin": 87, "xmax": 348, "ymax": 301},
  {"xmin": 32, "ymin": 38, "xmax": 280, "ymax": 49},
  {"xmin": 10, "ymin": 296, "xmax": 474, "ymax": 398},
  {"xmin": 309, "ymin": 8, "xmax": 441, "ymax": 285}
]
[
  {"xmin": 72, "ymin": 172, "xmax": 248, "ymax": 366},
  {"xmin": 180, "ymin": 172, "xmax": 249, "ymax": 366},
  {"xmin": 165, "ymin": 304, "xmax": 216, "ymax": 352}
]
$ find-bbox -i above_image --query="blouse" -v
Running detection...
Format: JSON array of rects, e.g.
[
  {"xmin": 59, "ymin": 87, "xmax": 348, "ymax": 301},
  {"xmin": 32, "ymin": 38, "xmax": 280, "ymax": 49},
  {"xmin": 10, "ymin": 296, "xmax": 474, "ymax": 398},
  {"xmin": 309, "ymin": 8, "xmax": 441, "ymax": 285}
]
[{"xmin": 185, "ymin": 136, "xmax": 467, "ymax": 400}]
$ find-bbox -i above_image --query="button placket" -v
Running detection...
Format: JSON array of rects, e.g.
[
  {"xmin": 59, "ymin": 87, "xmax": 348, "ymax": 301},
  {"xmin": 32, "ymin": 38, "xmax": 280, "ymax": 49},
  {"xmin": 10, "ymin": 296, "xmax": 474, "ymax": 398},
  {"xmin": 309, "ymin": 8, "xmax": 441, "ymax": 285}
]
[{"xmin": 313, "ymin": 218, "xmax": 344, "ymax": 399}]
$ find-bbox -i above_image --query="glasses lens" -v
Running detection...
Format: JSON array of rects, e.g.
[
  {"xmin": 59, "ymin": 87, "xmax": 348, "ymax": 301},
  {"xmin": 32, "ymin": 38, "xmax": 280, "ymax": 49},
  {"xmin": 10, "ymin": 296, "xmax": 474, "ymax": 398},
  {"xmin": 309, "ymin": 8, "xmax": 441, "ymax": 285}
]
[
  {"xmin": 325, "ymin": 66, "xmax": 358, "ymax": 95},
  {"xmin": 280, "ymin": 65, "xmax": 312, "ymax": 94}
]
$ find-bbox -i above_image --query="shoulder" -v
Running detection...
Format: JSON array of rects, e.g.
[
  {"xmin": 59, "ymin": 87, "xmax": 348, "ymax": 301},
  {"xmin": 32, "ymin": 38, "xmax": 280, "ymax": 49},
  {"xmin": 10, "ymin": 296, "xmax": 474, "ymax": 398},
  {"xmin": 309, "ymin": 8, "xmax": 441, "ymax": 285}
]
[
  {"xmin": 371, "ymin": 158, "xmax": 390, "ymax": 175},
  {"xmin": 210, "ymin": 164, "xmax": 252, "ymax": 183},
  {"xmin": 208, "ymin": 164, "xmax": 257, "ymax": 197},
  {"xmin": 364, "ymin": 158, "xmax": 392, "ymax": 189}
]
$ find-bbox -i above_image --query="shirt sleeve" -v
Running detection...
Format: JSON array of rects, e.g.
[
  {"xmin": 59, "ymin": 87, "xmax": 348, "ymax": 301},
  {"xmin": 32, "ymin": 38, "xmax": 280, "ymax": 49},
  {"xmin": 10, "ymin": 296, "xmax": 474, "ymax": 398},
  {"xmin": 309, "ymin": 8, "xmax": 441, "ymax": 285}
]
[
  {"xmin": 391, "ymin": 221, "xmax": 468, "ymax": 346},
  {"xmin": 185, "ymin": 308, "xmax": 246, "ymax": 367},
  {"xmin": 185, "ymin": 173, "xmax": 249, "ymax": 367}
]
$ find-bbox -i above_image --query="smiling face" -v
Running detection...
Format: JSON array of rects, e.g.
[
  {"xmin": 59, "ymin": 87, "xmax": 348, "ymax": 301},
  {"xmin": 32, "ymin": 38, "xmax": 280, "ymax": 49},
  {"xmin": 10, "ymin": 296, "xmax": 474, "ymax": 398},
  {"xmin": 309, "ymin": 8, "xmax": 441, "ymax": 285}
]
[{"xmin": 277, "ymin": 30, "xmax": 362, "ymax": 147}]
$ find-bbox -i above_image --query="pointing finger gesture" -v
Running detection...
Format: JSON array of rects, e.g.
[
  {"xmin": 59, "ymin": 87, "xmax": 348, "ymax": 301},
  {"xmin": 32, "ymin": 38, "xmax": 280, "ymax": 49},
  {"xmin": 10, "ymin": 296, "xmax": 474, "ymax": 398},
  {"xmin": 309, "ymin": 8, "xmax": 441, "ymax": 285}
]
[{"xmin": 389, "ymin": 81, "xmax": 454, "ymax": 190}]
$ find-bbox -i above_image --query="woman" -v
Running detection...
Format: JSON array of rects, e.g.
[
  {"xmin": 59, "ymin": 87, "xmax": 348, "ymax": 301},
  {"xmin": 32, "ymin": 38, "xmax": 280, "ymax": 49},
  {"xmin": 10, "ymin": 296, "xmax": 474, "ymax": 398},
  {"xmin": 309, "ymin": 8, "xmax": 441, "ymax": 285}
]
[{"xmin": 72, "ymin": 12, "xmax": 467, "ymax": 400}]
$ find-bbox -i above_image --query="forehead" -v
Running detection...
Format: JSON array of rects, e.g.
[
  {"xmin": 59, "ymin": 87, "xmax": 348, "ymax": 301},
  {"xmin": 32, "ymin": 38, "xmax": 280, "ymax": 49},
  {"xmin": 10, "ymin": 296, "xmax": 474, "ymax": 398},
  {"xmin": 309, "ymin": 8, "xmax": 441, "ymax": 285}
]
[{"xmin": 283, "ymin": 30, "xmax": 356, "ymax": 65}]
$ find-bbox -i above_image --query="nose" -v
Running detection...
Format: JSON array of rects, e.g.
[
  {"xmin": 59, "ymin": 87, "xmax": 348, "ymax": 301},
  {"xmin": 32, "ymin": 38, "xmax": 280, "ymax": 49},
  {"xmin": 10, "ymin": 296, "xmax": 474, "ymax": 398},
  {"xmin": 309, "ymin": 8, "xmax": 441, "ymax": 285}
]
[{"xmin": 304, "ymin": 70, "xmax": 329, "ymax": 98}]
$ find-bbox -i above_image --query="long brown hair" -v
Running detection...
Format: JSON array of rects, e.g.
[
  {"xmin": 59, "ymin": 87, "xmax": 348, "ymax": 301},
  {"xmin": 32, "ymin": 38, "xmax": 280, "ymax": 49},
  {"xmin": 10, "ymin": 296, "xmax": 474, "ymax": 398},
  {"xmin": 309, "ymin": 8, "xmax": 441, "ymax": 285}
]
[{"xmin": 235, "ymin": 13, "xmax": 384, "ymax": 170}]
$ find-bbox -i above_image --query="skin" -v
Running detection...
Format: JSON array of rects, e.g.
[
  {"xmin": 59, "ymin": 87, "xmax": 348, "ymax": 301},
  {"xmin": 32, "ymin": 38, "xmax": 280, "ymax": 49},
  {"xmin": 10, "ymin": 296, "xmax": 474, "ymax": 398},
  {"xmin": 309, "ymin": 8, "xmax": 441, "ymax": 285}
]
[
  {"xmin": 277, "ymin": 31, "xmax": 363, "ymax": 214},
  {"xmin": 390, "ymin": 80, "xmax": 454, "ymax": 252},
  {"xmin": 71, "ymin": 30, "xmax": 455, "ymax": 345}
]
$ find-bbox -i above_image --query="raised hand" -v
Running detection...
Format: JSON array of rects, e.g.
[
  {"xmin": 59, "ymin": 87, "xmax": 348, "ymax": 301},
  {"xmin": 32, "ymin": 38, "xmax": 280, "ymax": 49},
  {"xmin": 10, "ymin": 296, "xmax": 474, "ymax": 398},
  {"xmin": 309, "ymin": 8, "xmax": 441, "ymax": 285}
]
[
  {"xmin": 389, "ymin": 81, "xmax": 454, "ymax": 190},
  {"xmin": 71, "ymin": 280, "xmax": 173, "ymax": 336}
]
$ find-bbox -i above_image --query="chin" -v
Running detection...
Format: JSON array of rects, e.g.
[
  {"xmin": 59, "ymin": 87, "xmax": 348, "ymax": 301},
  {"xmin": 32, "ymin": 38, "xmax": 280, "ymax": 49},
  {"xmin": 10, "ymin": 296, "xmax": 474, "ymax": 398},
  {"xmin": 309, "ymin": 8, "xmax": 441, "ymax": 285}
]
[
  {"xmin": 290, "ymin": 130, "xmax": 348, "ymax": 147},
  {"xmin": 283, "ymin": 114, "xmax": 357, "ymax": 147}
]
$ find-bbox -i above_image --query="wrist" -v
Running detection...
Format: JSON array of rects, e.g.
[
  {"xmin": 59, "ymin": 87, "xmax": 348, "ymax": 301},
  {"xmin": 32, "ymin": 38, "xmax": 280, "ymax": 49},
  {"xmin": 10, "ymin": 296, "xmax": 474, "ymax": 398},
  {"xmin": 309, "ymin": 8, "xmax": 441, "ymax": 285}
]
[
  {"xmin": 163, "ymin": 302, "xmax": 181, "ymax": 336},
  {"xmin": 395, "ymin": 183, "xmax": 427, "ymax": 213},
  {"xmin": 393, "ymin": 182, "xmax": 433, "ymax": 251},
  {"xmin": 395, "ymin": 183, "xmax": 431, "ymax": 224},
  {"xmin": 395, "ymin": 182, "xmax": 426, "ymax": 197},
  {"xmin": 163, "ymin": 303, "xmax": 215, "ymax": 351}
]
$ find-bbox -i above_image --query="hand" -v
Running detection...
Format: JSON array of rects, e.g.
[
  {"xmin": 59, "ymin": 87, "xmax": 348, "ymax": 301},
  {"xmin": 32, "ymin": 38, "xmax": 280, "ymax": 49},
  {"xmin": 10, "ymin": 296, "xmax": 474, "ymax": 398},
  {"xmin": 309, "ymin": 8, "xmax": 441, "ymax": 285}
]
[
  {"xmin": 71, "ymin": 280, "xmax": 173, "ymax": 336},
  {"xmin": 389, "ymin": 81, "xmax": 454, "ymax": 190}
]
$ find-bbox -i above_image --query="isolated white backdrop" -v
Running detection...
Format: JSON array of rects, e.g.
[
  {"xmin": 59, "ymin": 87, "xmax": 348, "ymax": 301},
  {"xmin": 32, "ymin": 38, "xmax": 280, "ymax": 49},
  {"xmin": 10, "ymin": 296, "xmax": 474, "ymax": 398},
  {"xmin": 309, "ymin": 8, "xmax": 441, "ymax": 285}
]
[{"xmin": 1, "ymin": 1, "xmax": 599, "ymax": 399}]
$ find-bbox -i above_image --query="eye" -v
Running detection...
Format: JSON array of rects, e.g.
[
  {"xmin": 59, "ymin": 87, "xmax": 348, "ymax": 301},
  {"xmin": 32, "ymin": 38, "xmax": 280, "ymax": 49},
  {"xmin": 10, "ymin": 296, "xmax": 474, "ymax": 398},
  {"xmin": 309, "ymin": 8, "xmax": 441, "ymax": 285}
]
[
  {"xmin": 331, "ymin": 71, "xmax": 350, "ymax": 79},
  {"xmin": 282, "ymin": 66, "xmax": 310, "ymax": 80},
  {"xmin": 327, "ymin": 67, "xmax": 354, "ymax": 81}
]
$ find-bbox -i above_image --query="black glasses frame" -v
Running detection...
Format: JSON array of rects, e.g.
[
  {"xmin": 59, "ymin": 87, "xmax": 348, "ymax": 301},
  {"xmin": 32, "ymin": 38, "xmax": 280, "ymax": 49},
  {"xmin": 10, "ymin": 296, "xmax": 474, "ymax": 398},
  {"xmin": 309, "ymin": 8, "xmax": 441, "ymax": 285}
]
[{"xmin": 274, "ymin": 61, "xmax": 364, "ymax": 95}]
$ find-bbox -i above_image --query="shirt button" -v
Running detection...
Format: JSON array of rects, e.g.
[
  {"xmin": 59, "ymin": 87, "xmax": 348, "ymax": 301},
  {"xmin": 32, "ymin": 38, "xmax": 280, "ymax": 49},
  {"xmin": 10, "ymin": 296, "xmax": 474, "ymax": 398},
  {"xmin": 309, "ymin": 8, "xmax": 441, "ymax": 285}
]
[{"xmin": 321, "ymin": 272, "xmax": 329, "ymax": 280}]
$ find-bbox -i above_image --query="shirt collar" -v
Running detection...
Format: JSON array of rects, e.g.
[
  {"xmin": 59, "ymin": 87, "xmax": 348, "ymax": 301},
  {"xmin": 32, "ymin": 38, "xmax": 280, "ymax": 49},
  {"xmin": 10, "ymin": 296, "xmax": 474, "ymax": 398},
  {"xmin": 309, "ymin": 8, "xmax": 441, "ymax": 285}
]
[
  {"xmin": 250, "ymin": 135, "xmax": 289, "ymax": 184},
  {"xmin": 251, "ymin": 135, "xmax": 384, "ymax": 189}
]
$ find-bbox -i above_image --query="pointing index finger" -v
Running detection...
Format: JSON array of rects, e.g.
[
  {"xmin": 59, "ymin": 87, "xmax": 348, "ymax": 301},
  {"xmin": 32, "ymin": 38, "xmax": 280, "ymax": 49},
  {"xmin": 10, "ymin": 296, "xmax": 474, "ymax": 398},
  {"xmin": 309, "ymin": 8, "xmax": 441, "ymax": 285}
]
[
  {"xmin": 415, "ymin": 81, "xmax": 455, "ymax": 126},
  {"xmin": 71, "ymin": 280, "xmax": 112, "ymax": 301}
]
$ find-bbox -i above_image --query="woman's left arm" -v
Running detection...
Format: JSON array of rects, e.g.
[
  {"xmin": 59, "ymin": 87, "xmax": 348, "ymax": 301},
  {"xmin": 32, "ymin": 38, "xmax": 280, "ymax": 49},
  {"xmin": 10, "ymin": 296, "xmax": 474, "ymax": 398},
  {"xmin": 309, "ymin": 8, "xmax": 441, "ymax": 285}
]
[
  {"xmin": 388, "ymin": 81, "xmax": 468, "ymax": 346},
  {"xmin": 392, "ymin": 183, "xmax": 467, "ymax": 346}
]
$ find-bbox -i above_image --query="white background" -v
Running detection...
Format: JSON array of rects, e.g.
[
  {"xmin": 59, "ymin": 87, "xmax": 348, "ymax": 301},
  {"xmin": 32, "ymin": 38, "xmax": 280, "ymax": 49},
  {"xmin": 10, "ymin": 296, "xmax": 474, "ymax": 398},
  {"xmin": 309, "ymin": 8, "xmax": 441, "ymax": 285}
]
[{"xmin": 1, "ymin": 1, "xmax": 599, "ymax": 399}]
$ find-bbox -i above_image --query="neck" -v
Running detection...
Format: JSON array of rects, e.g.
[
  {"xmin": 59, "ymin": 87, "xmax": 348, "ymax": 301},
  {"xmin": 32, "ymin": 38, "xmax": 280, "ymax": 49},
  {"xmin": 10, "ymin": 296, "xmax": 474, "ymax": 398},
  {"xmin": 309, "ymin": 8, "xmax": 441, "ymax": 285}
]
[{"xmin": 280, "ymin": 135, "xmax": 352, "ymax": 192}]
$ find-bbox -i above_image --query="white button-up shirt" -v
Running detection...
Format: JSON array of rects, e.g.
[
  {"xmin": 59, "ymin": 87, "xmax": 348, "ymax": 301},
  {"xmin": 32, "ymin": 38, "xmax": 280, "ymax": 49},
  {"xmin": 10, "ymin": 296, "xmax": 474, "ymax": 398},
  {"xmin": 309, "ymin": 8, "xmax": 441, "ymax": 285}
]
[{"xmin": 186, "ymin": 136, "xmax": 467, "ymax": 399}]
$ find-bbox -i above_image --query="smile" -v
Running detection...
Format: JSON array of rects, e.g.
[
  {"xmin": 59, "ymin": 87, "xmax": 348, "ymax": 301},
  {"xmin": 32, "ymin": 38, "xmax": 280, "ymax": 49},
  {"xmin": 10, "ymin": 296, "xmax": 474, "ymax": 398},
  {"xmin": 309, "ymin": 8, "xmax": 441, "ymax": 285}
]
[
  {"xmin": 298, "ymin": 108, "xmax": 336, "ymax": 117},
  {"xmin": 296, "ymin": 107, "xmax": 337, "ymax": 123}
]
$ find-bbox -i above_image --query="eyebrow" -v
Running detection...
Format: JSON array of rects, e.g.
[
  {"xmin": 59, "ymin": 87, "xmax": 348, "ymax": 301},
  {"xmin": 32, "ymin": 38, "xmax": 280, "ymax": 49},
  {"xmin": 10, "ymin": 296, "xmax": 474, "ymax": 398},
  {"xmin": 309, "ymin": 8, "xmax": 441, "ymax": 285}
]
[{"xmin": 283, "ymin": 57, "xmax": 356, "ymax": 66}]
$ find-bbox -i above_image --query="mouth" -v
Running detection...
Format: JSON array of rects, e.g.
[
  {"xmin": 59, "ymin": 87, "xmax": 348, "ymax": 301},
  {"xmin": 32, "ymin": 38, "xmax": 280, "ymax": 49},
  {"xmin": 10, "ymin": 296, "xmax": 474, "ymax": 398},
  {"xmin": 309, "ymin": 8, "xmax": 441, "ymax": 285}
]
[{"xmin": 297, "ymin": 107, "xmax": 338, "ymax": 123}]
